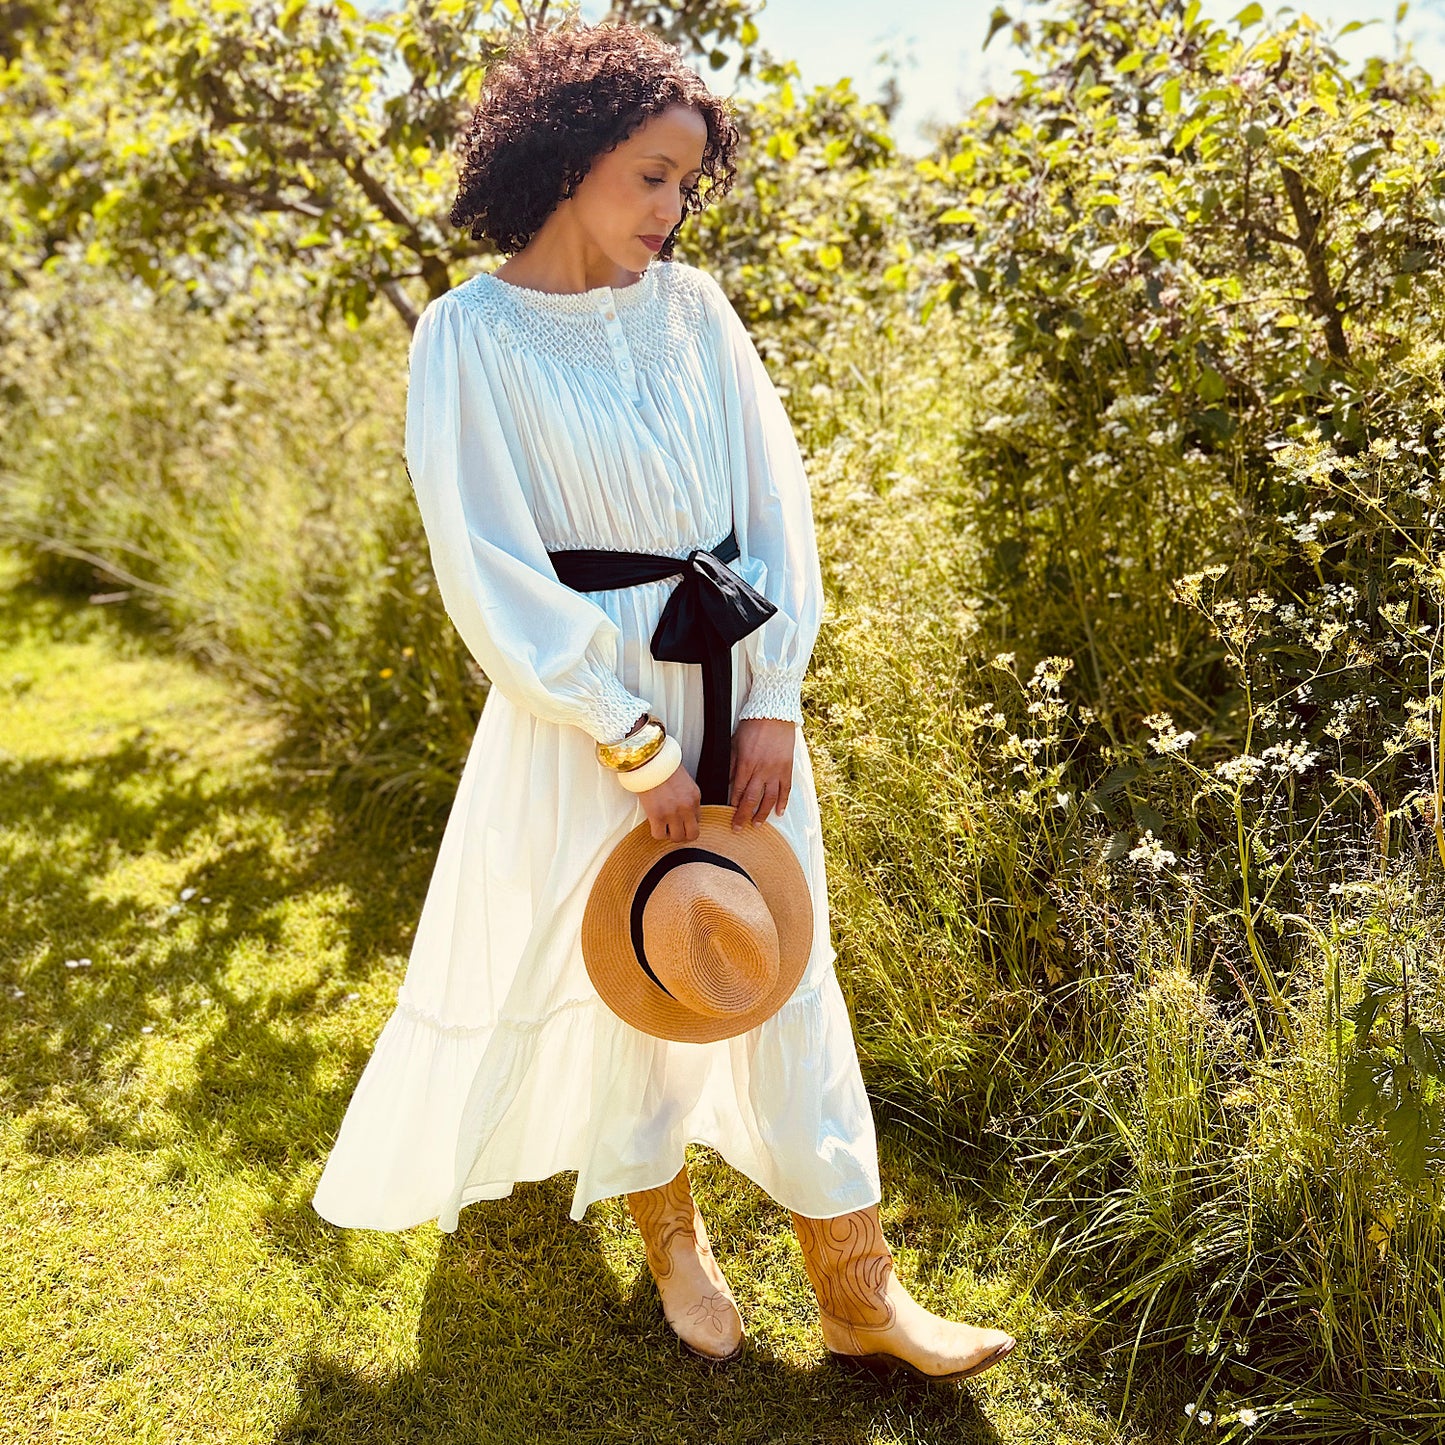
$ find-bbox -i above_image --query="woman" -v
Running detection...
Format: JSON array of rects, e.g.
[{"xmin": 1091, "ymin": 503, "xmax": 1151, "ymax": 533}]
[{"xmin": 312, "ymin": 18, "xmax": 1014, "ymax": 1383}]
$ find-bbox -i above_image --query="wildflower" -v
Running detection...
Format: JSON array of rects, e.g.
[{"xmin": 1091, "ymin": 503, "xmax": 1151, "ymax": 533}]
[
  {"xmin": 379, "ymin": 667, "xmax": 395, "ymax": 679},
  {"xmin": 1263, "ymin": 741, "xmax": 1319, "ymax": 776},
  {"xmin": 990, "ymin": 652, "xmax": 1016, "ymax": 671},
  {"xmin": 1128, "ymin": 831, "xmax": 1177, "ymax": 870},
  {"xmin": 1030, "ymin": 656, "xmax": 1073, "ymax": 692},
  {"xmin": 1237, "ymin": 1407, "xmax": 1259, "ymax": 1427},
  {"xmin": 1214, "ymin": 754, "xmax": 1266, "ymax": 785},
  {"xmin": 1144, "ymin": 713, "xmax": 1196, "ymax": 755},
  {"xmin": 180, "ymin": 887, "xmax": 197, "ymax": 901}
]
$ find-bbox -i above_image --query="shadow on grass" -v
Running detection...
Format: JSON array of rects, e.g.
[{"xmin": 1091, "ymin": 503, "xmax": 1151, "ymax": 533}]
[
  {"xmin": 0, "ymin": 576, "xmax": 438, "ymax": 1170},
  {"xmin": 0, "ymin": 566, "xmax": 1162, "ymax": 1442},
  {"xmin": 277, "ymin": 1176, "xmax": 1007, "ymax": 1445}
]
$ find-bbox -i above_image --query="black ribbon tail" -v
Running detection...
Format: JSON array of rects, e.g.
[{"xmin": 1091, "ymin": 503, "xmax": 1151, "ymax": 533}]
[
  {"xmin": 649, "ymin": 551, "xmax": 778, "ymax": 807},
  {"xmin": 697, "ymin": 629, "xmax": 734, "ymax": 806}
]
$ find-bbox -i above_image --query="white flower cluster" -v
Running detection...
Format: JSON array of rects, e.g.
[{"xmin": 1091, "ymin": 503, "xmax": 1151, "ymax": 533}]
[
  {"xmin": 1144, "ymin": 712, "xmax": 1197, "ymax": 755},
  {"xmin": 1289, "ymin": 508, "xmax": 1336, "ymax": 544},
  {"xmin": 1128, "ymin": 830, "xmax": 1178, "ymax": 870},
  {"xmin": 1101, "ymin": 392, "xmax": 1157, "ymax": 420},
  {"xmin": 1262, "ymin": 740, "xmax": 1319, "ymax": 775},
  {"xmin": 1215, "ymin": 753, "xmax": 1266, "ymax": 785}
]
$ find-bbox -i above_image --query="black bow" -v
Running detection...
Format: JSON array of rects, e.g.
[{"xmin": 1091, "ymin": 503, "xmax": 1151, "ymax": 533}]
[{"xmin": 547, "ymin": 529, "xmax": 776, "ymax": 805}]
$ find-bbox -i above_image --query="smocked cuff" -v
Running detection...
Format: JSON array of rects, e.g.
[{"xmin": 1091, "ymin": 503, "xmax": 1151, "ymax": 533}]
[
  {"xmin": 738, "ymin": 664, "xmax": 806, "ymax": 726},
  {"xmin": 577, "ymin": 666, "xmax": 652, "ymax": 746}
]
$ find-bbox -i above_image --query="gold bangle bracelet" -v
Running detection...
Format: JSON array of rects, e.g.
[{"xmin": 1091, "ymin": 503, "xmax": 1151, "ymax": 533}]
[{"xmin": 596, "ymin": 717, "xmax": 666, "ymax": 771}]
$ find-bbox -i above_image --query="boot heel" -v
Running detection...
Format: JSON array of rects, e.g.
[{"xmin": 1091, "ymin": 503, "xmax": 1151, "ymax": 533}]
[{"xmin": 831, "ymin": 1350, "xmax": 903, "ymax": 1380}]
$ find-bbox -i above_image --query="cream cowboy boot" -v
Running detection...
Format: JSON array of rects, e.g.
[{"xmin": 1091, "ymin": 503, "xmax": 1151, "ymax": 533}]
[
  {"xmin": 791, "ymin": 1205, "xmax": 1015, "ymax": 1382},
  {"xmin": 627, "ymin": 1165, "xmax": 744, "ymax": 1362}
]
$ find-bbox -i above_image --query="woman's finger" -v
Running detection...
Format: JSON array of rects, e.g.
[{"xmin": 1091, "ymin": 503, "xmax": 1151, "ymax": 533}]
[
  {"xmin": 731, "ymin": 774, "xmax": 764, "ymax": 830},
  {"xmin": 752, "ymin": 778, "xmax": 781, "ymax": 825}
]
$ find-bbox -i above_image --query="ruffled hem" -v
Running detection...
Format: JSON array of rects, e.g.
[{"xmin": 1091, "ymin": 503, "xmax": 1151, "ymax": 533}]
[{"xmin": 311, "ymin": 967, "xmax": 881, "ymax": 1233}]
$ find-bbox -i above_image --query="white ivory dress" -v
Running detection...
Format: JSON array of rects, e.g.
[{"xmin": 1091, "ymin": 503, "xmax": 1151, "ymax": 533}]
[{"xmin": 311, "ymin": 258, "xmax": 882, "ymax": 1232}]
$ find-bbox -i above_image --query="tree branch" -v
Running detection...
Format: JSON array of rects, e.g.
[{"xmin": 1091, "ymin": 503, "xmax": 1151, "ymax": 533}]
[{"xmin": 1277, "ymin": 160, "xmax": 1350, "ymax": 364}]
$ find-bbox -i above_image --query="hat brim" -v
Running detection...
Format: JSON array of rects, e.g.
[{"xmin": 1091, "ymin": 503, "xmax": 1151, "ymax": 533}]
[{"xmin": 581, "ymin": 805, "xmax": 814, "ymax": 1044}]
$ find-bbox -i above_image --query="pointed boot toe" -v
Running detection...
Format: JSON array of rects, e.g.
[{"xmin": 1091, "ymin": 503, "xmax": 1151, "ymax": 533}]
[
  {"xmin": 792, "ymin": 1206, "xmax": 1016, "ymax": 1385},
  {"xmin": 666, "ymin": 1287, "xmax": 745, "ymax": 1362},
  {"xmin": 627, "ymin": 1166, "xmax": 745, "ymax": 1365}
]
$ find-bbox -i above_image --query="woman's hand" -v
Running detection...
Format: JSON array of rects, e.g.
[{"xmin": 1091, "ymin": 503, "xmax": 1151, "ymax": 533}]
[
  {"xmin": 638, "ymin": 762, "xmax": 703, "ymax": 842},
  {"xmin": 729, "ymin": 718, "xmax": 796, "ymax": 831}
]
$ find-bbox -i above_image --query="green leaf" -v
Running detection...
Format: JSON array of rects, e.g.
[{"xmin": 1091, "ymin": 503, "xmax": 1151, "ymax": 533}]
[
  {"xmin": 1162, "ymin": 76, "xmax": 1182, "ymax": 113},
  {"xmin": 1342, "ymin": 1055, "xmax": 1392, "ymax": 1122},
  {"xmin": 1404, "ymin": 1025, "xmax": 1445, "ymax": 1080},
  {"xmin": 984, "ymin": 5, "xmax": 1012, "ymax": 51},
  {"xmin": 1147, "ymin": 225, "xmax": 1185, "ymax": 259},
  {"xmin": 1130, "ymin": 801, "xmax": 1168, "ymax": 836},
  {"xmin": 1232, "ymin": 2, "xmax": 1264, "ymax": 27},
  {"xmin": 1385, "ymin": 1097, "xmax": 1428, "ymax": 1183},
  {"xmin": 1349, "ymin": 974, "xmax": 1398, "ymax": 1039}
]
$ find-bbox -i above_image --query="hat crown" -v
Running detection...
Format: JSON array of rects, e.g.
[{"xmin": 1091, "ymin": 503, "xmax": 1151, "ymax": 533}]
[{"xmin": 641, "ymin": 864, "xmax": 780, "ymax": 1018}]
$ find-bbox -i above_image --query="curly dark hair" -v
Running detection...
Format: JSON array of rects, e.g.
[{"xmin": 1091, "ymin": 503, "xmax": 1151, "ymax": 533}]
[{"xmin": 449, "ymin": 19, "xmax": 739, "ymax": 260}]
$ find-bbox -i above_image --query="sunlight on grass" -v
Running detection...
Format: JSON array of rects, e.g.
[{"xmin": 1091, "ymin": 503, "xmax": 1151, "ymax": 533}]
[{"xmin": 0, "ymin": 551, "xmax": 1158, "ymax": 1445}]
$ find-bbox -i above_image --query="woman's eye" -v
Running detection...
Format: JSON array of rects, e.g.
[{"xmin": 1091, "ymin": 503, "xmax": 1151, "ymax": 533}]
[{"xmin": 644, "ymin": 177, "xmax": 665, "ymax": 186}]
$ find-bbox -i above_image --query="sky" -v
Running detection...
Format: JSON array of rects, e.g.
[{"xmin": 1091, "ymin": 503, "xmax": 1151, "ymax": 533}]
[{"xmin": 578, "ymin": 0, "xmax": 1445, "ymax": 154}]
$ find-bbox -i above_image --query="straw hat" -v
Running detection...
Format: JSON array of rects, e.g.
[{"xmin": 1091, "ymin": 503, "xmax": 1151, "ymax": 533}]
[{"xmin": 581, "ymin": 805, "xmax": 814, "ymax": 1044}]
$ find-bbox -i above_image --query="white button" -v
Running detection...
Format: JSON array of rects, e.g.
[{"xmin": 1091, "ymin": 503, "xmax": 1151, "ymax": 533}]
[{"xmin": 604, "ymin": 309, "xmax": 616, "ymax": 321}]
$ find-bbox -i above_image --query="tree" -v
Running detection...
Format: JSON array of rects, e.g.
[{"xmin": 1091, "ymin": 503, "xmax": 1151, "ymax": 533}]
[{"xmin": 0, "ymin": 0, "xmax": 764, "ymax": 331}]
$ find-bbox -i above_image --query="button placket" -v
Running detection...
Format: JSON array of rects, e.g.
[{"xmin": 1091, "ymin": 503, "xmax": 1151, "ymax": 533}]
[{"xmin": 596, "ymin": 288, "xmax": 639, "ymax": 397}]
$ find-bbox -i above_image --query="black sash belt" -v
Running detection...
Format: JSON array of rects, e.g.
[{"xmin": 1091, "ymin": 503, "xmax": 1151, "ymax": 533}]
[{"xmin": 546, "ymin": 527, "xmax": 775, "ymax": 806}]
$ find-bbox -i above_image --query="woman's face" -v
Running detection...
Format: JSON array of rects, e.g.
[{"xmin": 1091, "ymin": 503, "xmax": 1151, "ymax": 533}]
[{"xmin": 564, "ymin": 103, "xmax": 709, "ymax": 271}]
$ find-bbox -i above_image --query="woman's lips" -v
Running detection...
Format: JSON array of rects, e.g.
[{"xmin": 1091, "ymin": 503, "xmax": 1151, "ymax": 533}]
[{"xmin": 639, "ymin": 235, "xmax": 665, "ymax": 252}]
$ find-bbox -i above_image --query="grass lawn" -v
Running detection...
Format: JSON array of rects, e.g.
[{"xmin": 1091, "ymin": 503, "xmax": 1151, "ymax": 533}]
[{"xmin": 0, "ymin": 550, "xmax": 1174, "ymax": 1445}]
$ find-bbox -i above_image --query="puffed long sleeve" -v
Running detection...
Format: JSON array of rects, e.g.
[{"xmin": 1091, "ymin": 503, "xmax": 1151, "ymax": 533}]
[
  {"xmin": 704, "ymin": 276, "xmax": 824, "ymax": 726},
  {"xmin": 404, "ymin": 296, "xmax": 653, "ymax": 743}
]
